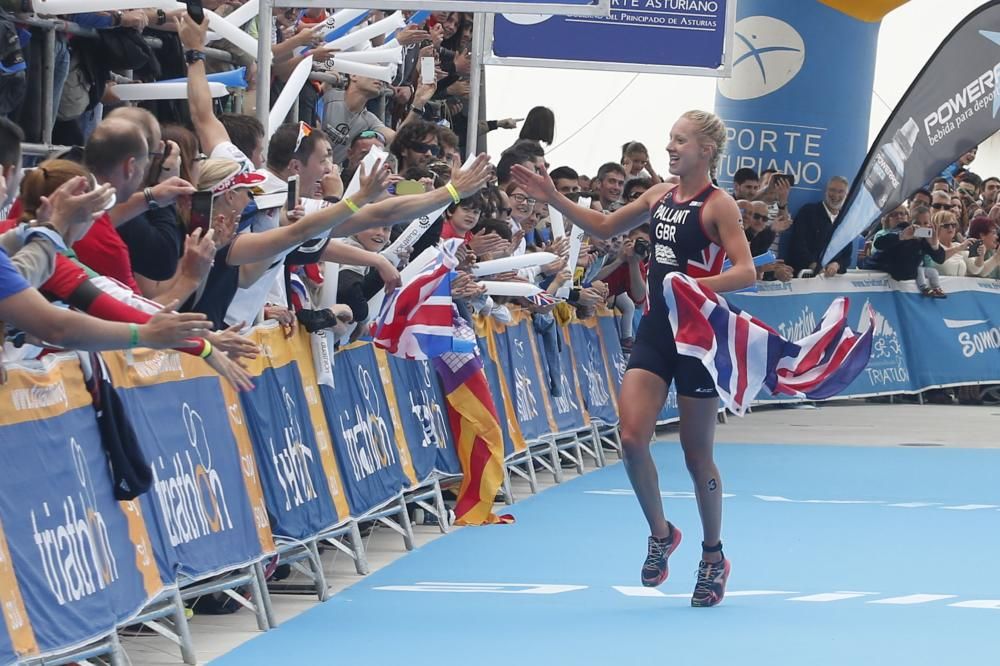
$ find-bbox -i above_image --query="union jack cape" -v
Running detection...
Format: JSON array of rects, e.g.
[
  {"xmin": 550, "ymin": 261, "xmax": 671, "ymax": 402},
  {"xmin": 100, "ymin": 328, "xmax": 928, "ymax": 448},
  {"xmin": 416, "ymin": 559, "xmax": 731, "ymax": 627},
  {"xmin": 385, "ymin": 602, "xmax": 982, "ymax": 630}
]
[{"xmin": 663, "ymin": 273, "xmax": 874, "ymax": 415}]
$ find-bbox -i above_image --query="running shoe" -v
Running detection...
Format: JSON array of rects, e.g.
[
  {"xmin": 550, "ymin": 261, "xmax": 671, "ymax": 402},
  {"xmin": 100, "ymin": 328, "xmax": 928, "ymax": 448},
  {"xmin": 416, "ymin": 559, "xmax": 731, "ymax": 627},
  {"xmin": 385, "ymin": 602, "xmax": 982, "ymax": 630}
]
[
  {"xmin": 691, "ymin": 557, "xmax": 731, "ymax": 607},
  {"xmin": 641, "ymin": 523, "xmax": 682, "ymax": 587}
]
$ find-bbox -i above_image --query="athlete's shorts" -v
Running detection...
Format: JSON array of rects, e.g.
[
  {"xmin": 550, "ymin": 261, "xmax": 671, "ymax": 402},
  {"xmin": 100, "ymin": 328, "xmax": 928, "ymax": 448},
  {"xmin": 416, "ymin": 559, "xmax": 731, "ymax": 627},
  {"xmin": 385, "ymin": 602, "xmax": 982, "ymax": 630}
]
[{"xmin": 626, "ymin": 309, "xmax": 719, "ymax": 398}]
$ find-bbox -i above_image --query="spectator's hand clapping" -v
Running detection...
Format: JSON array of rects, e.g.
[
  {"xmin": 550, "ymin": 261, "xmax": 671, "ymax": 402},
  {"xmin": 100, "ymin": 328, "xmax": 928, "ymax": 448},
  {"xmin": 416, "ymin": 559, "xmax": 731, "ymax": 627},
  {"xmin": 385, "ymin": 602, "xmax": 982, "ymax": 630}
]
[
  {"xmin": 375, "ymin": 255, "xmax": 402, "ymax": 292},
  {"xmin": 429, "ymin": 23, "xmax": 445, "ymax": 48},
  {"xmin": 468, "ymin": 229, "xmax": 507, "ymax": 257},
  {"xmin": 38, "ymin": 177, "xmax": 115, "ymax": 242},
  {"xmin": 355, "ymin": 158, "xmax": 392, "ymax": 205},
  {"xmin": 541, "ymin": 255, "xmax": 567, "ymax": 276},
  {"xmin": 142, "ymin": 300, "xmax": 212, "ymax": 349},
  {"xmin": 450, "ymin": 153, "xmax": 493, "ymax": 198},
  {"xmin": 452, "ymin": 271, "xmax": 486, "ymax": 300},
  {"xmin": 203, "ymin": 349, "xmax": 254, "ymax": 392},
  {"xmin": 989, "ymin": 204, "xmax": 1000, "ymax": 223},
  {"xmin": 545, "ymin": 236, "xmax": 570, "ymax": 259},
  {"xmin": 772, "ymin": 261, "xmax": 793, "ymax": 282},
  {"xmin": 771, "ymin": 211, "xmax": 792, "ymax": 233}
]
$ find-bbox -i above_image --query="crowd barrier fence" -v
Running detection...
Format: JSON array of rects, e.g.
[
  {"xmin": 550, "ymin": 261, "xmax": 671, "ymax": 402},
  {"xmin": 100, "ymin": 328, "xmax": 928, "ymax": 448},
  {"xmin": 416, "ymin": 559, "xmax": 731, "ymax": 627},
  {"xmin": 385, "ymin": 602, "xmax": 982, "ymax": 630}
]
[{"xmin": 2, "ymin": 276, "xmax": 998, "ymax": 664}]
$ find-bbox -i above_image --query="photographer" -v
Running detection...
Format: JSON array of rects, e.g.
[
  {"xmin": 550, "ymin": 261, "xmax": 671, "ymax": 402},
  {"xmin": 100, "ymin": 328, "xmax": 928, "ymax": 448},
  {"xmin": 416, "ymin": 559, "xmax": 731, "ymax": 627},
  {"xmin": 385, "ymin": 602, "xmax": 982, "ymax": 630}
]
[
  {"xmin": 600, "ymin": 224, "xmax": 649, "ymax": 351},
  {"xmin": 871, "ymin": 205, "xmax": 947, "ymax": 295}
]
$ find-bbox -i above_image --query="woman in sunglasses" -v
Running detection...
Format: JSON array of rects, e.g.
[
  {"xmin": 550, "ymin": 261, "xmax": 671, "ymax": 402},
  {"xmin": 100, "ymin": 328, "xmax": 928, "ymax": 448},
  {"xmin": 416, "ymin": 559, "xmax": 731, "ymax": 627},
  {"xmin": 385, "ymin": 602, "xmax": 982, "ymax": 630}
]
[{"xmin": 929, "ymin": 211, "xmax": 971, "ymax": 276}]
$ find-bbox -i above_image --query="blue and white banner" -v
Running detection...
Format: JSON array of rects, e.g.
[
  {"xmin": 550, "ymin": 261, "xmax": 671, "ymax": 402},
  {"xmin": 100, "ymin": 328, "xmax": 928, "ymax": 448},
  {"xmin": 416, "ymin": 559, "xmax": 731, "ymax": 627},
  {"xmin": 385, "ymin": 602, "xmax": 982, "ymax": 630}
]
[
  {"xmin": 474, "ymin": 319, "xmax": 525, "ymax": 458},
  {"xmin": 112, "ymin": 364, "xmax": 264, "ymax": 581},
  {"xmin": 492, "ymin": 316, "xmax": 554, "ymax": 442},
  {"xmin": 0, "ymin": 359, "xmax": 161, "ymax": 659},
  {"xmin": 547, "ymin": 325, "xmax": 590, "ymax": 434},
  {"xmin": 490, "ymin": 0, "xmax": 733, "ymax": 74},
  {"xmin": 726, "ymin": 276, "xmax": 1000, "ymax": 400},
  {"xmin": 385, "ymin": 355, "xmax": 461, "ymax": 479},
  {"xmin": 713, "ymin": 0, "xmax": 880, "ymax": 213},
  {"xmin": 321, "ymin": 344, "xmax": 410, "ymax": 516},
  {"xmin": 239, "ymin": 361, "xmax": 342, "ymax": 540},
  {"xmin": 568, "ymin": 319, "xmax": 618, "ymax": 426}
]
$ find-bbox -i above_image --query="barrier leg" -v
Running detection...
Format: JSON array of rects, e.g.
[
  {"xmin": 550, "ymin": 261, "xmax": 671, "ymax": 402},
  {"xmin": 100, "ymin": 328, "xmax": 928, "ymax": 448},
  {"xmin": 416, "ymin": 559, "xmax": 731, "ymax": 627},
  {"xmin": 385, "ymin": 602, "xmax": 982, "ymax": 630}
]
[
  {"xmin": 254, "ymin": 560, "xmax": 281, "ymax": 625},
  {"xmin": 432, "ymin": 479, "xmax": 451, "ymax": 533},
  {"xmin": 172, "ymin": 589, "xmax": 197, "ymax": 666},
  {"xmin": 398, "ymin": 495, "xmax": 415, "ymax": 551},
  {"xmin": 109, "ymin": 630, "xmax": 126, "ymax": 666},
  {"xmin": 593, "ymin": 423, "xmax": 607, "ymax": 468},
  {"xmin": 349, "ymin": 521, "xmax": 370, "ymax": 574},
  {"xmin": 246, "ymin": 564, "xmax": 270, "ymax": 631},
  {"xmin": 549, "ymin": 438, "xmax": 563, "ymax": 484},
  {"xmin": 501, "ymin": 465, "xmax": 515, "ymax": 504}
]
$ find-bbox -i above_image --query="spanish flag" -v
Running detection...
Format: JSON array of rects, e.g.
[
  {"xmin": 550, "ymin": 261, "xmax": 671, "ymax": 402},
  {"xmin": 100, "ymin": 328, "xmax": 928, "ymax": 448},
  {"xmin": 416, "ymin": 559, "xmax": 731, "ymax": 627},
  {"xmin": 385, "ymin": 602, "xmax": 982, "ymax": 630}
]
[{"xmin": 432, "ymin": 318, "xmax": 513, "ymax": 526}]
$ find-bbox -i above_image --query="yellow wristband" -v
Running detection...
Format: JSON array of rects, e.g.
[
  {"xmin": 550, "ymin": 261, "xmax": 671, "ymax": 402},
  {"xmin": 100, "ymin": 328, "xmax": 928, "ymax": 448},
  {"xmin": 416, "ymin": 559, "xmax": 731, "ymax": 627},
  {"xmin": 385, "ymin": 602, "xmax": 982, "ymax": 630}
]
[
  {"xmin": 199, "ymin": 339, "xmax": 213, "ymax": 359},
  {"xmin": 445, "ymin": 182, "xmax": 461, "ymax": 204},
  {"xmin": 343, "ymin": 197, "xmax": 361, "ymax": 213}
]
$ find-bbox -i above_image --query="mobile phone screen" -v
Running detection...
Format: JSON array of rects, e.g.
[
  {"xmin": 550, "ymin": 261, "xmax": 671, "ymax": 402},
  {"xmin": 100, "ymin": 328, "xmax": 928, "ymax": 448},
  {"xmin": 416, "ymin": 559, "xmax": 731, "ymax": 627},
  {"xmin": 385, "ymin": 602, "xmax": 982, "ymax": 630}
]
[
  {"xmin": 190, "ymin": 191, "xmax": 214, "ymax": 232},
  {"xmin": 421, "ymin": 57, "xmax": 435, "ymax": 85},
  {"xmin": 186, "ymin": 0, "xmax": 205, "ymax": 24},
  {"xmin": 287, "ymin": 175, "xmax": 300, "ymax": 211}
]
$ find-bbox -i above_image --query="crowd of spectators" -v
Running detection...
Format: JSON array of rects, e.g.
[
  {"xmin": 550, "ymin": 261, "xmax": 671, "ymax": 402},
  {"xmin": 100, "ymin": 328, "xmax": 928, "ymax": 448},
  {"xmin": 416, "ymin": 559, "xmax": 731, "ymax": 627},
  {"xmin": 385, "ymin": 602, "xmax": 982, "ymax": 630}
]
[{"xmin": 0, "ymin": 3, "xmax": 996, "ymax": 407}]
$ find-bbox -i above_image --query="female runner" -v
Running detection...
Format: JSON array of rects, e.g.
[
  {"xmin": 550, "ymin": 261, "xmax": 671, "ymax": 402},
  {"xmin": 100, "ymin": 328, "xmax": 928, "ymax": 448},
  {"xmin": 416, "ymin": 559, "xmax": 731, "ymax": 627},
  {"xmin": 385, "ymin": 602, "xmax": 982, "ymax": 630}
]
[{"xmin": 512, "ymin": 110, "xmax": 755, "ymax": 607}]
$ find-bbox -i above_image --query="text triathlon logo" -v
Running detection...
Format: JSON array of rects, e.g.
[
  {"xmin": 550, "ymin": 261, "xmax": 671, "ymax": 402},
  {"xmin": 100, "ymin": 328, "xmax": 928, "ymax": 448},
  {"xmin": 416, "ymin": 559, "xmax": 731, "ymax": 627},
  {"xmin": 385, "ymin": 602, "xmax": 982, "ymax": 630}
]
[{"xmin": 719, "ymin": 16, "xmax": 805, "ymax": 101}]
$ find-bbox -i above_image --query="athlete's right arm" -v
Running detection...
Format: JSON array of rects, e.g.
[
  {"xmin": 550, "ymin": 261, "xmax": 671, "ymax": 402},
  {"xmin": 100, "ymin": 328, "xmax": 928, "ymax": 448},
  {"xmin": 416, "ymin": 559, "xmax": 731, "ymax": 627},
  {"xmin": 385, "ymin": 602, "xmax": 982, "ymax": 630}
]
[{"xmin": 510, "ymin": 165, "xmax": 669, "ymax": 240}]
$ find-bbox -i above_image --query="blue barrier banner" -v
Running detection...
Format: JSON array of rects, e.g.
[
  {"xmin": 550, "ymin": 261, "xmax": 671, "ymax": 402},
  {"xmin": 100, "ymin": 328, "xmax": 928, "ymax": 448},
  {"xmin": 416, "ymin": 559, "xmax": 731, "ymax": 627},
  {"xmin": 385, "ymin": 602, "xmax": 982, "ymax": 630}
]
[
  {"xmin": 491, "ymin": 0, "xmax": 732, "ymax": 74},
  {"xmin": 106, "ymin": 352, "xmax": 264, "ymax": 581},
  {"xmin": 724, "ymin": 275, "xmax": 1000, "ymax": 400},
  {"xmin": 384, "ymin": 354, "xmax": 461, "ymax": 479},
  {"xmin": 474, "ymin": 317, "xmax": 526, "ymax": 458},
  {"xmin": 892, "ymin": 280, "xmax": 1000, "ymax": 389},
  {"xmin": 0, "ymin": 358, "xmax": 161, "ymax": 658},
  {"xmin": 546, "ymin": 324, "xmax": 590, "ymax": 433},
  {"xmin": 713, "ymin": 0, "xmax": 880, "ymax": 213},
  {"xmin": 321, "ymin": 343, "xmax": 410, "ymax": 516},
  {"xmin": 492, "ymin": 312, "xmax": 556, "ymax": 442},
  {"xmin": 568, "ymin": 318, "xmax": 618, "ymax": 425},
  {"xmin": 239, "ymin": 356, "xmax": 342, "ymax": 541}
]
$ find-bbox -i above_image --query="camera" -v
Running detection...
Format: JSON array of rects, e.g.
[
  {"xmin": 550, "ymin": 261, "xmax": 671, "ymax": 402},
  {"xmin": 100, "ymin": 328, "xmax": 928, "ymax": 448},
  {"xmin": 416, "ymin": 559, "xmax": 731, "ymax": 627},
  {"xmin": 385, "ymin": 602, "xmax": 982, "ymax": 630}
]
[
  {"xmin": 968, "ymin": 239, "xmax": 983, "ymax": 256},
  {"xmin": 633, "ymin": 237, "xmax": 650, "ymax": 259}
]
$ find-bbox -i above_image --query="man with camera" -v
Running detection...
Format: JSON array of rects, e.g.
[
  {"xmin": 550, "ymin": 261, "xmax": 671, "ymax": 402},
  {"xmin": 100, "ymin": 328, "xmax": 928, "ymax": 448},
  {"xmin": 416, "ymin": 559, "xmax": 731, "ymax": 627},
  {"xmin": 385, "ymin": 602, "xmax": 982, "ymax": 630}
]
[{"xmin": 598, "ymin": 224, "xmax": 650, "ymax": 351}]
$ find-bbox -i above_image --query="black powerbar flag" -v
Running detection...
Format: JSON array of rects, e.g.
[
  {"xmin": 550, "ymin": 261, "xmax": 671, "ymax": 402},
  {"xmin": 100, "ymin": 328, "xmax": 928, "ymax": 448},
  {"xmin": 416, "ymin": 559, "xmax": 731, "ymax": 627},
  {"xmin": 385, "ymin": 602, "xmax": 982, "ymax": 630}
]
[{"xmin": 824, "ymin": 0, "xmax": 1000, "ymax": 265}]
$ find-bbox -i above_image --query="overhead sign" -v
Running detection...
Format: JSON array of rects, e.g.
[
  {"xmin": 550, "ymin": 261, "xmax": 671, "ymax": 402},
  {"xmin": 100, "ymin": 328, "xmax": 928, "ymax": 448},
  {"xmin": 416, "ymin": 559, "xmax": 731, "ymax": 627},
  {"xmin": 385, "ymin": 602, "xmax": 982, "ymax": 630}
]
[
  {"xmin": 488, "ymin": 0, "xmax": 735, "ymax": 75},
  {"xmin": 279, "ymin": 0, "xmax": 612, "ymax": 15}
]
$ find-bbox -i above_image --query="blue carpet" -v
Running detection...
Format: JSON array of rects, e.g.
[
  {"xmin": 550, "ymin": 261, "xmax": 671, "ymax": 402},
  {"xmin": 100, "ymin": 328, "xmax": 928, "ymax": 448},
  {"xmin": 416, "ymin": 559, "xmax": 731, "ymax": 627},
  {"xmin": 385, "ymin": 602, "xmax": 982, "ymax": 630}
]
[{"xmin": 212, "ymin": 443, "xmax": 1000, "ymax": 665}]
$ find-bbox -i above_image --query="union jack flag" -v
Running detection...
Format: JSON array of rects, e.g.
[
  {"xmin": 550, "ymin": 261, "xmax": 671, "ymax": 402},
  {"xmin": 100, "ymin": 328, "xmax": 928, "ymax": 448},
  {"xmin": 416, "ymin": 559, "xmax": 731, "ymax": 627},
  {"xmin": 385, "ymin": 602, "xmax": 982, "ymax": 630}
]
[
  {"xmin": 528, "ymin": 291, "xmax": 559, "ymax": 307},
  {"xmin": 371, "ymin": 239, "xmax": 473, "ymax": 360},
  {"xmin": 663, "ymin": 273, "xmax": 874, "ymax": 415},
  {"xmin": 686, "ymin": 242, "xmax": 727, "ymax": 279}
]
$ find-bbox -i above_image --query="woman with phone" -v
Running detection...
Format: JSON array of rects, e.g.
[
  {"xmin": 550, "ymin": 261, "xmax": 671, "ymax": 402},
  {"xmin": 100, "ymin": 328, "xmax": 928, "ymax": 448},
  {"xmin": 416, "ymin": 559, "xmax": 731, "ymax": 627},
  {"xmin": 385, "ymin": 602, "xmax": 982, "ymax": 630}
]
[
  {"xmin": 871, "ymin": 206, "xmax": 947, "ymax": 296},
  {"xmin": 512, "ymin": 110, "xmax": 756, "ymax": 607}
]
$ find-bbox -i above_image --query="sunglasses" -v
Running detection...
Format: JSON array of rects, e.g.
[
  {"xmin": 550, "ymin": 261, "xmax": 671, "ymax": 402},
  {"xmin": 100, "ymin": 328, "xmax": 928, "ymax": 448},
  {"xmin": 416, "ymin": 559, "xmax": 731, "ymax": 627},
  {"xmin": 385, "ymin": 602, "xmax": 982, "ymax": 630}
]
[
  {"xmin": 412, "ymin": 142, "xmax": 441, "ymax": 156},
  {"xmin": 627, "ymin": 190, "xmax": 645, "ymax": 200},
  {"xmin": 751, "ymin": 213, "xmax": 768, "ymax": 221},
  {"xmin": 931, "ymin": 203, "xmax": 951, "ymax": 210},
  {"xmin": 358, "ymin": 130, "xmax": 386, "ymax": 143}
]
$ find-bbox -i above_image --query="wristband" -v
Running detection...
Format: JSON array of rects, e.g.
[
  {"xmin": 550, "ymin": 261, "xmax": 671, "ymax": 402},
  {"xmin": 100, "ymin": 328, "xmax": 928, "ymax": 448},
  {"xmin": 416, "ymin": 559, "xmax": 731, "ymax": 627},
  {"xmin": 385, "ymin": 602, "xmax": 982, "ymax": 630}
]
[
  {"xmin": 185, "ymin": 49, "xmax": 207, "ymax": 65},
  {"xmin": 199, "ymin": 339, "xmax": 214, "ymax": 358},
  {"xmin": 487, "ymin": 120, "xmax": 498, "ymax": 131},
  {"xmin": 445, "ymin": 182, "xmax": 461, "ymax": 204},
  {"xmin": 156, "ymin": 9, "xmax": 167, "ymax": 25},
  {"xmin": 129, "ymin": 323, "xmax": 140, "ymax": 348},
  {"xmin": 343, "ymin": 197, "xmax": 361, "ymax": 213}
]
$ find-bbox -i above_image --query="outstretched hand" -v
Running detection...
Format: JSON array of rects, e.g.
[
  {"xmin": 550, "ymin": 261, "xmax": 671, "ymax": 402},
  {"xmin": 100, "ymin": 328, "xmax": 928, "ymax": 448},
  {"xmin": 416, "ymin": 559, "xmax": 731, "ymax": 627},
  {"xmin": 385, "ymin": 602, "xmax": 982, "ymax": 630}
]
[
  {"xmin": 449, "ymin": 153, "xmax": 493, "ymax": 199},
  {"xmin": 355, "ymin": 157, "xmax": 393, "ymax": 205},
  {"xmin": 510, "ymin": 163, "xmax": 557, "ymax": 205}
]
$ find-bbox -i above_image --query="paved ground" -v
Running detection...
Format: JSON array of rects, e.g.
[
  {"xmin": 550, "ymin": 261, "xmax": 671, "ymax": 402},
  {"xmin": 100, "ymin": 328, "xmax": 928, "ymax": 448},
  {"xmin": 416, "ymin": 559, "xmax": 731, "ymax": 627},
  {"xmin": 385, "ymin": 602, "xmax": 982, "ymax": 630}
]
[{"xmin": 119, "ymin": 400, "xmax": 1000, "ymax": 664}]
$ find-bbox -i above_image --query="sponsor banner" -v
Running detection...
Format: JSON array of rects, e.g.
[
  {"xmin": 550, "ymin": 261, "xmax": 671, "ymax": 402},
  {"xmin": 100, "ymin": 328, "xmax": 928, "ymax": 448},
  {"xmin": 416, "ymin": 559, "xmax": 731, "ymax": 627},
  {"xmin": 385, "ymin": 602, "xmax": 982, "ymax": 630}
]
[
  {"xmin": 824, "ymin": 1, "xmax": 1000, "ymax": 264},
  {"xmin": 105, "ymin": 351, "xmax": 265, "ymax": 580},
  {"xmin": 473, "ymin": 316, "xmax": 527, "ymax": 458},
  {"xmin": 321, "ymin": 343, "xmax": 410, "ymax": 516},
  {"xmin": 491, "ymin": 311, "xmax": 556, "ymax": 442},
  {"xmin": 0, "ymin": 358, "xmax": 160, "ymax": 658},
  {"xmin": 714, "ymin": 0, "xmax": 880, "ymax": 213},
  {"xmin": 567, "ymin": 318, "xmax": 618, "ymax": 425},
  {"xmin": 238, "ymin": 328, "xmax": 343, "ymax": 540},
  {"xmin": 384, "ymin": 354, "xmax": 461, "ymax": 480},
  {"xmin": 548, "ymin": 324, "xmax": 590, "ymax": 433},
  {"xmin": 490, "ymin": 0, "xmax": 733, "ymax": 75},
  {"xmin": 726, "ymin": 276, "xmax": 1000, "ymax": 399}
]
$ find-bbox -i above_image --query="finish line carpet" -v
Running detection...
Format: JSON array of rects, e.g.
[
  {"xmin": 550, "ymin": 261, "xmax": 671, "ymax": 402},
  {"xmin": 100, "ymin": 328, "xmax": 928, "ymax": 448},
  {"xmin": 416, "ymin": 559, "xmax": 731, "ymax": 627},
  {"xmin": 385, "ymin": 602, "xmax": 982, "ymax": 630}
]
[{"xmin": 212, "ymin": 443, "xmax": 1000, "ymax": 665}]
